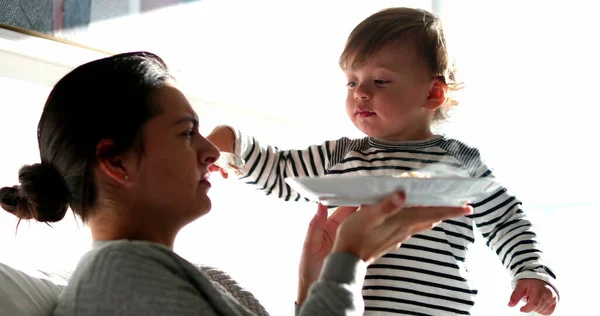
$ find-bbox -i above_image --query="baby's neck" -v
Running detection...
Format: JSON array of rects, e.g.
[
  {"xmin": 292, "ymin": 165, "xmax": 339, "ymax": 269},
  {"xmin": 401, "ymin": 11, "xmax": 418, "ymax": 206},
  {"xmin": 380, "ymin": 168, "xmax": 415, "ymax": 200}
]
[
  {"xmin": 373, "ymin": 128, "xmax": 435, "ymax": 142},
  {"xmin": 371, "ymin": 134, "xmax": 441, "ymax": 145}
]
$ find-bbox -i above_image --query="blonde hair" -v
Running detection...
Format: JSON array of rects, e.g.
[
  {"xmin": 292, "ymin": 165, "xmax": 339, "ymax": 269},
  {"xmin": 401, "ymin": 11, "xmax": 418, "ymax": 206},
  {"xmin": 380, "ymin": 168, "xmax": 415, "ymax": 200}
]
[{"xmin": 339, "ymin": 7, "xmax": 463, "ymax": 122}]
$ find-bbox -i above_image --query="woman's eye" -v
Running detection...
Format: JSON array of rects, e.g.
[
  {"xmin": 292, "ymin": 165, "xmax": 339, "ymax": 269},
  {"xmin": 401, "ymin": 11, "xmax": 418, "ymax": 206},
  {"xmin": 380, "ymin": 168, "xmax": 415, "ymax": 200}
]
[
  {"xmin": 374, "ymin": 79, "xmax": 390, "ymax": 85},
  {"xmin": 346, "ymin": 81, "xmax": 356, "ymax": 88}
]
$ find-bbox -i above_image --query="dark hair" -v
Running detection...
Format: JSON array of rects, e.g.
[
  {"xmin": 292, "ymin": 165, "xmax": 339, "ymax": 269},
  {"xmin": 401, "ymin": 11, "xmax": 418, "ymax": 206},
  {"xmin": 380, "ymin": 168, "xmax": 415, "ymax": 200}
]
[
  {"xmin": 339, "ymin": 7, "xmax": 462, "ymax": 122},
  {"xmin": 0, "ymin": 51, "xmax": 173, "ymax": 223}
]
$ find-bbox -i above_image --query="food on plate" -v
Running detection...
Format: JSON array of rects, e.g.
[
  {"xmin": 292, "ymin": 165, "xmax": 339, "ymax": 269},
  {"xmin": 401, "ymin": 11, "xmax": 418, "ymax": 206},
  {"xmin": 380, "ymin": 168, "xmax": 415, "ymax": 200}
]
[{"xmin": 393, "ymin": 171, "xmax": 431, "ymax": 178}]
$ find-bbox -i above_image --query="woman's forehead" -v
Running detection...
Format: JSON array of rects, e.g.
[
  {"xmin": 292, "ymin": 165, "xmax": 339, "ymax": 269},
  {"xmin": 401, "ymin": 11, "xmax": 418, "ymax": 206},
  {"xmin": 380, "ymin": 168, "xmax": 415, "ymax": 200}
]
[{"xmin": 152, "ymin": 84, "xmax": 198, "ymax": 122}]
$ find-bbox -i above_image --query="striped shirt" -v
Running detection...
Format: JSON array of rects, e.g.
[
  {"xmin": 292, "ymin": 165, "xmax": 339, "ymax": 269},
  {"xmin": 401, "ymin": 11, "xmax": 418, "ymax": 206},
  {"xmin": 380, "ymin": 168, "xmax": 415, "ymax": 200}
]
[{"xmin": 231, "ymin": 130, "xmax": 557, "ymax": 316}]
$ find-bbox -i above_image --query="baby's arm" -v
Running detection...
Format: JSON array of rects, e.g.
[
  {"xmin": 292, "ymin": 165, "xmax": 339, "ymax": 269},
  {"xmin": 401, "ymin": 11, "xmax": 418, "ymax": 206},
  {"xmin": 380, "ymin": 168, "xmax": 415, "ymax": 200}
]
[
  {"xmin": 207, "ymin": 125, "xmax": 339, "ymax": 202},
  {"xmin": 470, "ymin": 164, "xmax": 558, "ymax": 294}
]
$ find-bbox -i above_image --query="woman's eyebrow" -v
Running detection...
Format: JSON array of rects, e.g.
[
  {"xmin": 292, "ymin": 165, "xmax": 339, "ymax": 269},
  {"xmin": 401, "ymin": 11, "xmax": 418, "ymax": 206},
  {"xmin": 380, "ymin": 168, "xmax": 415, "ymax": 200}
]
[{"xmin": 172, "ymin": 116, "xmax": 199, "ymax": 127}]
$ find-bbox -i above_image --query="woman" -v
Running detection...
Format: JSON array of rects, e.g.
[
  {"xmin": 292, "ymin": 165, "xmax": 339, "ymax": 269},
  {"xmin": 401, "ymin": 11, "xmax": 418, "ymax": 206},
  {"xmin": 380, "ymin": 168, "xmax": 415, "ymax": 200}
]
[{"xmin": 0, "ymin": 52, "xmax": 471, "ymax": 315}]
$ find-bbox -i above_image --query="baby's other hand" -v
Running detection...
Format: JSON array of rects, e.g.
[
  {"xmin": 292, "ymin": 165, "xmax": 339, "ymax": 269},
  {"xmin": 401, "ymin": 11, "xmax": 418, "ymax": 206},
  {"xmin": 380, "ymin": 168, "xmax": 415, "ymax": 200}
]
[{"xmin": 508, "ymin": 278, "xmax": 558, "ymax": 315}]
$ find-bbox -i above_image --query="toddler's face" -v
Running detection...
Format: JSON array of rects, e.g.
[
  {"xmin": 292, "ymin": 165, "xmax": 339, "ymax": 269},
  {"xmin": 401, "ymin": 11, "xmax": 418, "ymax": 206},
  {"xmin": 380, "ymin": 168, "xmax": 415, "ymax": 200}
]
[{"xmin": 343, "ymin": 42, "xmax": 440, "ymax": 141}]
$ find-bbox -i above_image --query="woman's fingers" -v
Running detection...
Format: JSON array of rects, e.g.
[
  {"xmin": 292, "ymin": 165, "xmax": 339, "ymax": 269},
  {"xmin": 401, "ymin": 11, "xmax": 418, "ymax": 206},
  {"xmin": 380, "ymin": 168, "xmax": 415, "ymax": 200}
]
[
  {"xmin": 328, "ymin": 206, "xmax": 359, "ymax": 226},
  {"xmin": 355, "ymin": 204, "xmax": 472, "ymax": 264},
  {"xmin": 375, "ymin": 205, "xmax": 472, "ymax": 253},
  {"xmin": 382, "ymin": 205, "xmax": 472, "ymax": 239},
  {"xmin": 357, "ymin": 192, "xmax": 406, "ymax": 228},
  {"xmin": 304, "ymin": 203, "xmax": 328, "ymax": 247},
  {"xmin": 399, "ymin": 205, "xmax": 472, "ymax": 223},
  {"xmin": 332, "ymin": 191, "xmax": 473, "ymax": 265}
]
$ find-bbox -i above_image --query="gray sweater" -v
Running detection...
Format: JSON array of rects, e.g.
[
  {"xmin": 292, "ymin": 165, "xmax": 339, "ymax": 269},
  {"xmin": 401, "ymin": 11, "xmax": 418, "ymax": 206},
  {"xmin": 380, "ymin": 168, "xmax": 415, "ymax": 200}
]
[{"xmin": 53, "ymin": 240, "xmax": 367, "ymax": 316}]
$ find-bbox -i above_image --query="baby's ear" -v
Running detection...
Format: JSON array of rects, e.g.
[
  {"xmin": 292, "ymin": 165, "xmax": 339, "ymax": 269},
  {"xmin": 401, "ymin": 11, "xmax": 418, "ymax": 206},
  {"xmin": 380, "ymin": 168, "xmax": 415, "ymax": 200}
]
[{"xmin": 424, "ymin": 79, "xmax": 447, "ymax": 111}]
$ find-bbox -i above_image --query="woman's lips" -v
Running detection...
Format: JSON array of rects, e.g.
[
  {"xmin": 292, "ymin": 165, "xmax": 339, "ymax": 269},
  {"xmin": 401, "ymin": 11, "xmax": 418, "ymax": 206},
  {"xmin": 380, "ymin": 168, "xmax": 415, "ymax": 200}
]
[{"xmin": 200, "ymin": 173, "xmax": 211, "ymax": 187}]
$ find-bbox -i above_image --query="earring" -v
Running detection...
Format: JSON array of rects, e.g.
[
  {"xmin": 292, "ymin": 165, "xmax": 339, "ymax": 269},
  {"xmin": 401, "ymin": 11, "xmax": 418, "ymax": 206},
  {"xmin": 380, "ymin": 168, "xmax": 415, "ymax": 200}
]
[{"xmin": 125, "ymin": 175, "xmax": 129, "ymax": 181}]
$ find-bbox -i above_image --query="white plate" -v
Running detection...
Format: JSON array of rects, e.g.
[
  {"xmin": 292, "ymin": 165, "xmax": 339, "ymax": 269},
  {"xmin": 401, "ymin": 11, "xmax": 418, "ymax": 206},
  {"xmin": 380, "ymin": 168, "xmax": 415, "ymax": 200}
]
[{"xmin": 285, "ymin": 175, "xmax": 500, "ymax": 207}]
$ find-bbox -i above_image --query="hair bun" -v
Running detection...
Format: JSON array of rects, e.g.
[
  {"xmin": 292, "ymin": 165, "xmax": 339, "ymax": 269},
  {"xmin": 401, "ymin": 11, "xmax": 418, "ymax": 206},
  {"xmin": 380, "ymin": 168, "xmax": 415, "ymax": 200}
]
[{"xmin": 0, "ymin": 163, "xmax": 69, "ymax": 222}]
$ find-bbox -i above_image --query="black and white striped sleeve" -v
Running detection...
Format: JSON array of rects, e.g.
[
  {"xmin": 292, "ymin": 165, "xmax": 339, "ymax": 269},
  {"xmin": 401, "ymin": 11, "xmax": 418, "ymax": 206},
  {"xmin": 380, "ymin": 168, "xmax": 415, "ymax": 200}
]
[
  {"xmin": 440, "ymin": 139, "xmax": 558, "ymax": 293},
  {"xmin": 231, "ymin": 128, "xmax": 338, "ymax": 202},
  {"xmin": 471, "ymin": 164, "xmax": 558, "ymax": 292}
]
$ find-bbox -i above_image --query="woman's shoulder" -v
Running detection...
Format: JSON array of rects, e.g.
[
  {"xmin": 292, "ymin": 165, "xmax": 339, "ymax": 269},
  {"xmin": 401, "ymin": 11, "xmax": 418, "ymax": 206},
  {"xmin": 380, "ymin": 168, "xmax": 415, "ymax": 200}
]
[
  {"xmin": 92, "ymin": 239, "xmax": 174, "ymax": 256},
  {"xmin": 59, "ymin": 240, "xmax": 202, "ymax": 303},
  {"xmin": 55, "ymin": 241, "xmax": 224, "ymax": 315},
  {"xmin": 58, "ymin": 240, "xmax": 195, "ymax": 292},
  {"xmin": 83, "ymin": 240, "xmax": 191, "ymax": 274}
]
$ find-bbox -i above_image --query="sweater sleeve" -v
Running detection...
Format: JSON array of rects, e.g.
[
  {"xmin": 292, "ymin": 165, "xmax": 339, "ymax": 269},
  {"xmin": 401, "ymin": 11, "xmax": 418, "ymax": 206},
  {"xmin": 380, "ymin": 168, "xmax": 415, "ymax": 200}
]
[{"xmin": 296, "ymin": 252, "xmax": 368, "ymax": 316}]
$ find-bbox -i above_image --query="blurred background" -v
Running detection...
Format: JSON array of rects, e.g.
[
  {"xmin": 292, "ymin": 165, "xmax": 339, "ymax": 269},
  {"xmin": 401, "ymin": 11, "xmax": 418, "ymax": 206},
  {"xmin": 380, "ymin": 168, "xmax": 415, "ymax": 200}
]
[{"xmin": 0, "ymin": 0, "xmax": 597, "ymax": 315}]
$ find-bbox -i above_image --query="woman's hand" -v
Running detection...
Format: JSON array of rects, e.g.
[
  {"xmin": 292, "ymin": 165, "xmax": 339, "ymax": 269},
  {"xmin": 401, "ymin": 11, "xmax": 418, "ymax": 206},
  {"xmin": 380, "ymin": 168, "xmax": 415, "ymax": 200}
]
[
  {"xmin": 333, "ymin": 192, "xmax": 472, "ymax": 264},
  {"xmin": 297, "ymin": 191, "xmax": 473, "ymax": 305},
  {"xmin": 297, "ymin": 204, "xmax": 358, "ymax": 305}
]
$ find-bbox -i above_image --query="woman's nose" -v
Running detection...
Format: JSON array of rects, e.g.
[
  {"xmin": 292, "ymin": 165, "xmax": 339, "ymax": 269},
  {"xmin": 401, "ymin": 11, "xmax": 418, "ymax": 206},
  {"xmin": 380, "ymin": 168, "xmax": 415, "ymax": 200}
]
[{"xmin": 198, "ymin": 138, "xmax": 220, "ymax": 165}]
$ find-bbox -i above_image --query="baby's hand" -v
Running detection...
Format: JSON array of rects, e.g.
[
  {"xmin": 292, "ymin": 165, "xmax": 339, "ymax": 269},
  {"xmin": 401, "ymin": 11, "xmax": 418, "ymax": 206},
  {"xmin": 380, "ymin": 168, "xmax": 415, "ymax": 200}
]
[
  {"xmin": 208, "ymin": 164, "xmax": 229, "ymax": 179},
  {"xmin": 508, "ymin": 278, "xmax": 558, "ymax": 315},
  {"xmin": 209, "ymin": 152, "xmax": 245, "ymax": 179}
]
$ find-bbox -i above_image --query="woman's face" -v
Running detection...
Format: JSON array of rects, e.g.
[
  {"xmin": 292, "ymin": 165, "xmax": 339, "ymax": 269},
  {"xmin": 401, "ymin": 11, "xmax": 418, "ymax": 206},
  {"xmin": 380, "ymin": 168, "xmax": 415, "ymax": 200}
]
[{"xmin": 128, "ymin": 82, "xmax": 220, "ymax": 229}]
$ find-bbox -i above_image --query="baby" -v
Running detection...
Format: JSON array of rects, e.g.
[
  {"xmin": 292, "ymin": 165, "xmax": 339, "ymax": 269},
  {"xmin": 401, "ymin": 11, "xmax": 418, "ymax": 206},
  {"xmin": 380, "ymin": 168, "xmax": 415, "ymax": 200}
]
[{"xmin": 208, "ymin": 7, "xmax": 558, "ymax": 315}]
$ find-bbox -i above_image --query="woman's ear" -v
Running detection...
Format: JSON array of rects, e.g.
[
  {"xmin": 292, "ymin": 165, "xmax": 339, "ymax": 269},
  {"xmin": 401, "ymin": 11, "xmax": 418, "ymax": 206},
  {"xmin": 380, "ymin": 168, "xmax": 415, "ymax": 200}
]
[
  {"xmin": 424, "ymin": 79, "xmax": 448, "ymax": 111},
  {"xmin": 96, "ymin": 139, "xmax": 134, "ymax": 185}
]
